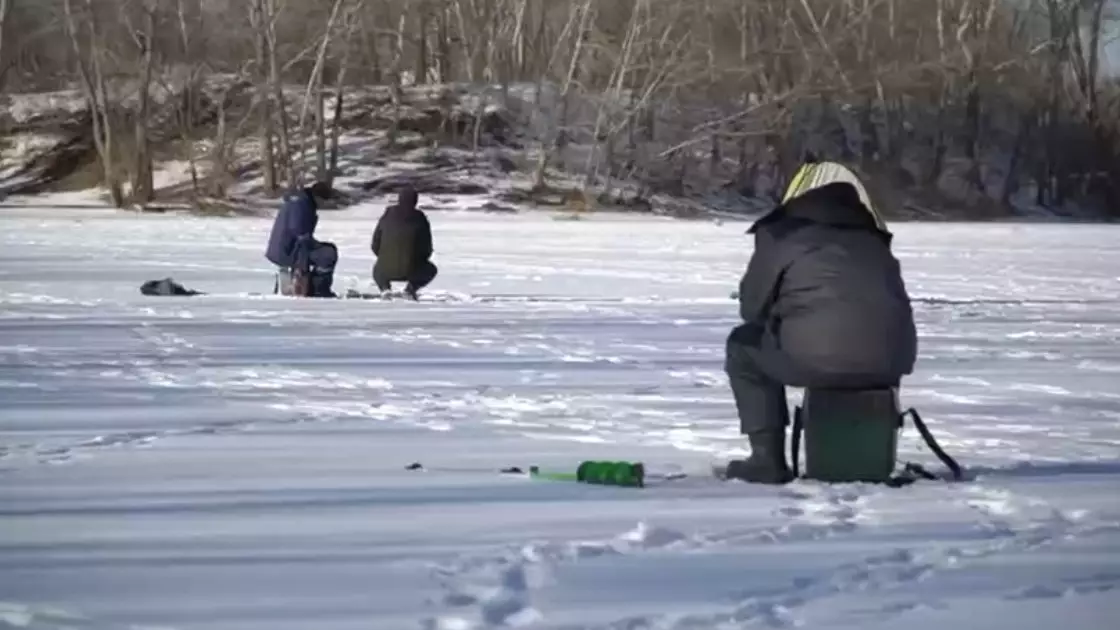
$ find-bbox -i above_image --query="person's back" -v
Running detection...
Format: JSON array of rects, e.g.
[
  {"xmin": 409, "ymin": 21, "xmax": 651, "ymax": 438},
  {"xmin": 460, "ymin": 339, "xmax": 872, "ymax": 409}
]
[
  {"xmin": 265, "ymin": 190, "xmax": 319, "ymax": 269},
  {"xmin": 725, "ymin": 177, "xmax": 916, "ymax": 484},
  {"xmin": 371, "ymin": 187, "xmax": 436, "ymax": 298},
  {"xmin": 757, "ymin": 182, "xmax": 916, "ymax": 385},
  {"xmin": 264, "ymin": 183, "xmax": 338, "ymax": 298}
]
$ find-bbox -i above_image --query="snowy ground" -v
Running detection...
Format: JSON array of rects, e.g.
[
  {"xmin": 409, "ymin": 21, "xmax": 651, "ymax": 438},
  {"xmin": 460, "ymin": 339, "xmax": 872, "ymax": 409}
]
[{"xmin": 1, "ymin": 200, "xmax": 1119, "ymax": 630}]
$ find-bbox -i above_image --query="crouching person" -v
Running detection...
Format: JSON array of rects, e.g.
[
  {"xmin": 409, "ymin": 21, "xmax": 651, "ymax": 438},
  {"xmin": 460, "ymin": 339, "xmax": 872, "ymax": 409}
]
[
  {"xmin": 724, "ymin": 176, "xmax": 917, "ymax": 484},
  {"xmin": 265, "ymin": 182, "xmax": 338, "ymax": 298},
  {"xmin": 371, "ymin": 186, "xmax": 437, "ymax": 300}
]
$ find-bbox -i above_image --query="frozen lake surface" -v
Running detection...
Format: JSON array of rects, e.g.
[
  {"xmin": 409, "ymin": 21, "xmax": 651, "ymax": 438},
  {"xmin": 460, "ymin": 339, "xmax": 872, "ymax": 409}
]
[{"xmin": 2, "ymin": 203, "xmax": 1119, "ymax": 630}]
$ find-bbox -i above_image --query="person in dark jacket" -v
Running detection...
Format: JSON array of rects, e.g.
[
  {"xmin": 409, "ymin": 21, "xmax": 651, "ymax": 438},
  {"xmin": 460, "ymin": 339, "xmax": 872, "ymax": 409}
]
[
  {"xmin": 265, "ymin": 182, "xmax": 338, "ymax": 298},
  {"xmin": 724, "ymin": 179, "xmax": 917, "ymax": 484},
  {"xmin": 371, "ymin": 186, "xmax": 437, "ymax": 299}
]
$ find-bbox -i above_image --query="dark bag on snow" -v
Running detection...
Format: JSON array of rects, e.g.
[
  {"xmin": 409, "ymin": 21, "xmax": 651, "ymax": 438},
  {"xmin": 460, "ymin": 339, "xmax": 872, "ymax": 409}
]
[{"xmin": 140, "ymin": 278, "xmax": 203, "ymax": 296}]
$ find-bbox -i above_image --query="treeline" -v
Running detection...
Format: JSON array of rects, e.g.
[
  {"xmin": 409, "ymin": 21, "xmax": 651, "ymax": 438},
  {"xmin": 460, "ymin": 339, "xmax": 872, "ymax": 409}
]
[{"xmin": 1, "ymin": 0, "xmax": 1118, "ymax": 216}]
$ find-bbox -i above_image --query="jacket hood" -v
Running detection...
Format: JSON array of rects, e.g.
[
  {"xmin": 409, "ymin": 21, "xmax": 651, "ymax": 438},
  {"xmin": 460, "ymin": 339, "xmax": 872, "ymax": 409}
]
[
  {"xmin": 284, "ymin": 188, "xmax": 317, "ymax": 212},
  {"xmin": 397, "ymin": 187, "xmax": 418, "ymax": 210},
  {"xmin": 749, "ymin": 182, "xmax": 890, "ymax": 238}
]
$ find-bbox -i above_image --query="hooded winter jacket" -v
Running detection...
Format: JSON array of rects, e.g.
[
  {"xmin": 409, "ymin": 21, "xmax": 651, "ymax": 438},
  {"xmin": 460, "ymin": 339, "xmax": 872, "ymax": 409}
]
[
  {"xmin": 265, "ymin": 189, "xmax": 319, "ymax": 270},
  {"xmin": 371, "ymin": 188, "xmax": 433, "ymax": 279},
  {"xmin": 738, "ymin": 182, "xmax": 917, "ymax": 386}
]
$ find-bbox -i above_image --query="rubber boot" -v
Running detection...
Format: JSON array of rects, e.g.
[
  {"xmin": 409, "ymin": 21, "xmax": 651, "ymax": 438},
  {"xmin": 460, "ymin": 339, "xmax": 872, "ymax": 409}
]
[{"xmin": 725, "ymin": 428, "xmax": 794, "ymax": 484}]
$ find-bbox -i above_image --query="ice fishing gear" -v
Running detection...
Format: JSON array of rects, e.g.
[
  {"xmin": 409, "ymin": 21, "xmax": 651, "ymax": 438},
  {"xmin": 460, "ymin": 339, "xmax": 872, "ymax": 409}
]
[
  {"xmin": 404, "ymin": 400, "xmax": 964, "ymax": 490},
  {"xmin": 573, "ymin": 460, "xmax": 645, "ymax": 487},
  {"xmin": 404, "ymin": 460, "xmax": 646, "ymax": 487},
  {"xmin": 789, "ymin": 388, "xmax": 964, "ymax": 487}
]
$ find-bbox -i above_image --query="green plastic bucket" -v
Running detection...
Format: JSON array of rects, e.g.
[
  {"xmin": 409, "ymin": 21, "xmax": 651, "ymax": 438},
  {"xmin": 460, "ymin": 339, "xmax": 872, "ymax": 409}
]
[{"xmin": 798, "ymin": 388, "xmax": 901, "ymax": 483}]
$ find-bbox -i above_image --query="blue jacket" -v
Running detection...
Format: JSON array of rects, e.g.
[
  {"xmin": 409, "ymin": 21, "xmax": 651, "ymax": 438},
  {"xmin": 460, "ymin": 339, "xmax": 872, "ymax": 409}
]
[{"xmin": 265, "ymin": 190, "xmax": 318, "ymax": 270}]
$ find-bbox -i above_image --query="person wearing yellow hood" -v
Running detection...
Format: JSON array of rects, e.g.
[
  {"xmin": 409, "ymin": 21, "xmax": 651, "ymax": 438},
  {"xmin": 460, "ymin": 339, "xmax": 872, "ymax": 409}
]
[{"xmin": 723, "ymin": 162, "xmax": 917, "ymax": 484}]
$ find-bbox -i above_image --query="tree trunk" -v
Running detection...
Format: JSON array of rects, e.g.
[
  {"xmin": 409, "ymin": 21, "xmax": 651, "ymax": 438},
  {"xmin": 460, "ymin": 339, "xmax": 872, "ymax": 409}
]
[
  {"xmin": 211, "ymin": 93, "xmax": 230, "ymax": 198},
  {"xmin": 435, "ymin": 4, "xmax": 451, "ymax": 83},
  {"xmin": 265, "ymin": 0, "xmax": 293, "ymax": 190},
  {"xmin": 533, "ymin": 0, "xmax": 593, "ymax": 190},
  {"xmin": 250, "ymin": 0, "xmax": 276, "ymax": 193},
  {"xmin": 315, "ymin": 89, "xmax": 327, "ymax": 182},
  {"xmin": 927, "ymin": 102, "xmax": 947, "ymax": 190},
  {"xmin": 1001, "ymin": 109, "xmax": 1033, "ymax": 208},
  {"xmin": 472, "ymin": 5, "xmax": 499, "ymax": 152},
  {"xmin": 326, "ymin": 81, "xmax": 347, "ymax": 187},
  {"xmin": 130, "ymin": 6, "xmax": 157, "ymax": 205},
  {"xmin": 360, "ymin": 8, "xmax": 382, "ymax": 84},
  {"xmin": 962, "ymin": 78, "xmax": 984, "ymax": 195},
  {"xmin": 174, "ymin": 0, "xmax": 202, "ymax": 201},
  {"xmin": 511, "ymin": 0, "xmax": 529, "ymax": 79},
  {"xmin": 0, "ymin": 0, "xmax": 11, "ymax": 94},
  {"xmin": 327, "ymin": 6, "xmax": 358, "ymax": 187},
  {"xmin": 414, "ymin": 0, "xmax": 429, "ymax": 84},
  {"xmin": 292, "ymin": 0, "xmax": 347, "ymax": 188},
  {"xmin": 387, "ymin": 8, "xmax": 407, "ymax": 149},
  {"xmin": 63, "ymin": 0, "xmax": 123, "ymax": 208}
]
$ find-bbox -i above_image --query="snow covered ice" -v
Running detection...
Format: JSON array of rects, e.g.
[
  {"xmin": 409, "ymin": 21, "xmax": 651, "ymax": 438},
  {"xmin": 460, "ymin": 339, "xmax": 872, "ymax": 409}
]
[{"xmin": 1, "ymin": 201, "xmax": 1119, "ymax": 630}]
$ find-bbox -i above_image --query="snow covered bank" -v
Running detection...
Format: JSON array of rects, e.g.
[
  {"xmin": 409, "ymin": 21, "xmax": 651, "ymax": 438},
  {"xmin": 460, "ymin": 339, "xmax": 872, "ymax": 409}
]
[{"xmin": 1, "ymin": 205, "xmax": 1118, "ymax": 629}]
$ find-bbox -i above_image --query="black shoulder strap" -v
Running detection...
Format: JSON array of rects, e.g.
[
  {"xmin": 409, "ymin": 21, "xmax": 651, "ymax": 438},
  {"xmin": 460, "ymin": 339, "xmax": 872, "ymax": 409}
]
[
  {"xmin": 790, "ymin": 402, "xmax": 963, "ymax": 486},
  {"xmin": 790, "ymin": 405, "xmax": 804, "ymax": 478},
  {"xmin": 902, "ymin": 407, "xmax": 964, "ymax": 481}
]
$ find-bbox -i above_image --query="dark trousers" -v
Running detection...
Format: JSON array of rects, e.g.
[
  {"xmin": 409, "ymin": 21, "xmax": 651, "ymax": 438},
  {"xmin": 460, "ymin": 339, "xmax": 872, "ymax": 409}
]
[
  {"xmin": 725, "ymin": 323, "xmax": 901, "ymax": 434},
  {"xmin": 306, "ymin": 241, "xmax": 338, "ymax": 272},
  {"xmin": 725, "ymin": 324, "xmax": 795, "ymax": 435},
  {"xmin": 304, "ymin": 241, "xmax": 338, "ymax": 297},
  {"xmin": 373, "ymin": 260, "xmax": 437, "ymax": 293}
]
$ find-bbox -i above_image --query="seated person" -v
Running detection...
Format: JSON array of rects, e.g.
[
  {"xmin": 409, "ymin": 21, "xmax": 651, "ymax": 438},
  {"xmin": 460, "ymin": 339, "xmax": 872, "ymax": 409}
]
[
  {"xmin": 265, "ymin": 182, "xmax": 337, "ymax": 298},
  {"xmin": 724, "ymin": 172, "xmax": 917, "ymax": 484}
]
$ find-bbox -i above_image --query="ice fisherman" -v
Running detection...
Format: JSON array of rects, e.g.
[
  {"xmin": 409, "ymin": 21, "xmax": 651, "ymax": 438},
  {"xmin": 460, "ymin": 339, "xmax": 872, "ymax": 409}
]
[
  {"xmin": 723, "ymin": 163, "xmax": 918, "ymax": 484},
  {"xmin": 264, "ymin": 181, "xmax": 339, "ymax": 298},
  {"xmin": 371, "ymin": 186, "xmax": 438, "ymax": 299}
]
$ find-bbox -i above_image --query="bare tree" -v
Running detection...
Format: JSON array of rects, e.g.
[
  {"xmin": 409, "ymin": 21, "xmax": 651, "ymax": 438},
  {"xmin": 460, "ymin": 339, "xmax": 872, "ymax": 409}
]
[
  {"xmin": 532, "ymin": 0, "xmax": 594, "ymax": 190},
  {"xmin": 207, "ymin": 75, "xmax": 257, "ymax": 200},
  {"xmin": 63, "ymin": 0, "xmax": 124, "ymax": 207},
  {"xmin": 326, "ymin": 1, "xmax": 364, "ymax": 186},
  {"xmin": 249, "ymin": 0, "xmax": 277, "ymax": 194},
  {"xmin": 0, "ymin": 0, "xmax": 11, "ymax": 93},
  {"xmin": 264, "ymin": 0, "xmax": 293, "ymax": 190},
  {"xmin": 291, "ymin": 0, "xmax": 348, "ymax": 188},
  {"xmin": 170, "ymin": 0, "xmax": 203, "ymax": 201},
  {"xmin": 3, "ymin": 0, "xmax": 1117, "ymax": 216},
  {"xmin": 122, "ymin": 0, "xmax": 157, "ymax": 204}
]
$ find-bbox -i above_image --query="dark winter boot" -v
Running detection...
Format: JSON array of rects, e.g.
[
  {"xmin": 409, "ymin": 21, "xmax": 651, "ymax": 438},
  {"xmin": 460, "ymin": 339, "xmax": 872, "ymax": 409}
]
[
  {"xmin": 724, "ymin": 428, "xmax": 794, "ymax": 484},
  {"xmin": 403, "ymin": 283, "xmax": 419, "ymax": 301},
  {"xmin": 309, "ymin": 271, "xmax": 336, "ymax": 298}
]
